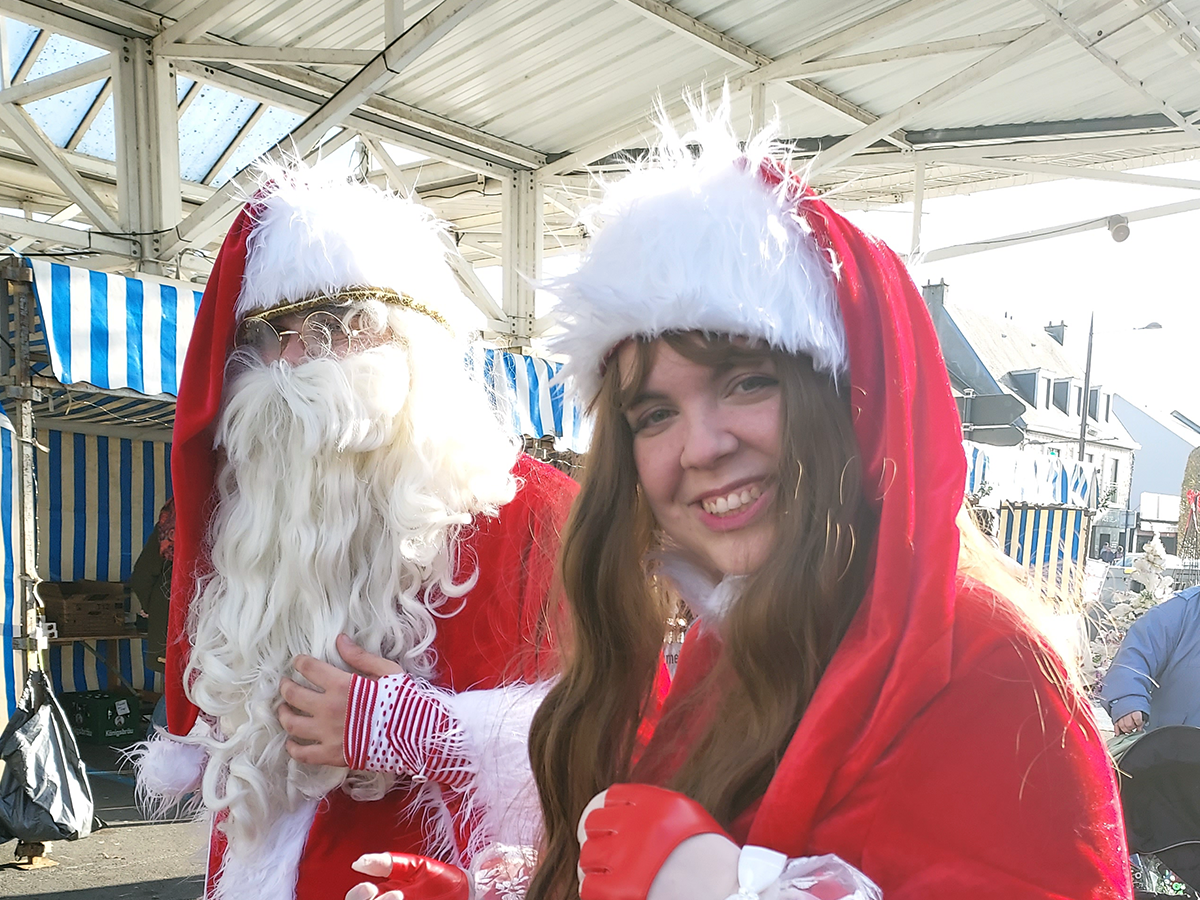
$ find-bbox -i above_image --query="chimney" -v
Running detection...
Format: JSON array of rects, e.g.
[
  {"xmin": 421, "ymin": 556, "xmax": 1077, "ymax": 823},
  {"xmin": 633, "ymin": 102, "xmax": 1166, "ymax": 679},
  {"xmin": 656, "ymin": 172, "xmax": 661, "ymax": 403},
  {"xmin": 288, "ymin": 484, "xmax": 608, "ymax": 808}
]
[
  {"xmin": 1044, "ymin": 321, "xmax": 1066, "ymax": 345},
  {"xmin": 921, "ymin": 280, "xmax": 947, "ymax": 316}
]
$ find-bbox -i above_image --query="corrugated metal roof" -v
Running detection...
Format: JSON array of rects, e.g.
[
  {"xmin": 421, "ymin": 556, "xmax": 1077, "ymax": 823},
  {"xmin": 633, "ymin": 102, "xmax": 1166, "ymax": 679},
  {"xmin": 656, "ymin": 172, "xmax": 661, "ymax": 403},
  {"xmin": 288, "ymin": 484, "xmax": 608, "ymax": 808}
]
[{"xmin": 0, "ymin": 0, "xmax": 1197, "ymax": 275}]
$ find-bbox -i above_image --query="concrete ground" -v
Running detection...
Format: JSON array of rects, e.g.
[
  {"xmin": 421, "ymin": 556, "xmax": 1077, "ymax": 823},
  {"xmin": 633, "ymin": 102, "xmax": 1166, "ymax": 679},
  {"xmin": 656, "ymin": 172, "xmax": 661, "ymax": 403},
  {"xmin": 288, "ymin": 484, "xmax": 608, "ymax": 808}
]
[{"xmin": 0, "ymin": 743, "xmax": 205, "ymax": 900}]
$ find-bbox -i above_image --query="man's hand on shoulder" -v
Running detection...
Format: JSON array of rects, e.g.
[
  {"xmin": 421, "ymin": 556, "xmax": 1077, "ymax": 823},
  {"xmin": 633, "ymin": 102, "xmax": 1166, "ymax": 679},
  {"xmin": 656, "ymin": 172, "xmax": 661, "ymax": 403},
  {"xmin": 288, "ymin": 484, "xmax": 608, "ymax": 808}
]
[{"xmin": 278, "ymin": 634, "xmax": 404, "ymax": 766}]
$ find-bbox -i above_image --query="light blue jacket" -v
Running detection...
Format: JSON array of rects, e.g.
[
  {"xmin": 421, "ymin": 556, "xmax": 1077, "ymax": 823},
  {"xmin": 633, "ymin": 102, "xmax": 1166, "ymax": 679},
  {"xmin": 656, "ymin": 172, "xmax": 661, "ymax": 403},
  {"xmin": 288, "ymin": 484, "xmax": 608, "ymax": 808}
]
[{"xmin": 1100, "ymin": 585, "xmax": 1200, "ymax": 728}]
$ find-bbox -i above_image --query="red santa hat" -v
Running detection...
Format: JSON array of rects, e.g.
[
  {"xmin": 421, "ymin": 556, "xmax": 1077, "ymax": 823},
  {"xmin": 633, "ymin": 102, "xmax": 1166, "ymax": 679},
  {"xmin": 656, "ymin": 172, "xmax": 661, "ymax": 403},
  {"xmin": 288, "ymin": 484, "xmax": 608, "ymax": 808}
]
[
  {"xmin": 165, "ymin": 165, "xmax": 473, "ymax": 737},
  {"xmin": 547, "ymin": 122, "xmax": 848, "ymax": 404},
  {"xmin": 548, "ymin": 111, "xmax": 969, "ymax": 852}
]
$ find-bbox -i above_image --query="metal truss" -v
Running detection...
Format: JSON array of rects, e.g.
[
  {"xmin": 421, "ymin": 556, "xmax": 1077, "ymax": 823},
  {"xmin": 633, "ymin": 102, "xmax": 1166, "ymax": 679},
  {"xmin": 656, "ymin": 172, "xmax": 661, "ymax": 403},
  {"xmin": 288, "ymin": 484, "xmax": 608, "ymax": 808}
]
[{"xmin": 0, "ymin": 0, "xmax": 1193, "ymax": 340}]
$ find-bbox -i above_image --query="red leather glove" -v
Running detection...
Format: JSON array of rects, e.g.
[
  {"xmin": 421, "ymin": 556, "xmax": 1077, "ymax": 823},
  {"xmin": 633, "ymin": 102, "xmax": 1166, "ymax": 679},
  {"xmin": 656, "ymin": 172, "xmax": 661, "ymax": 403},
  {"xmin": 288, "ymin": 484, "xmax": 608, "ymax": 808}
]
[
  {"xmin": 376, "ymin": 853, "xmax": 470, "ymax": 900},
  {"xmin": 579, "ymin": 784, "xmax": 729, "ymax": 900}
]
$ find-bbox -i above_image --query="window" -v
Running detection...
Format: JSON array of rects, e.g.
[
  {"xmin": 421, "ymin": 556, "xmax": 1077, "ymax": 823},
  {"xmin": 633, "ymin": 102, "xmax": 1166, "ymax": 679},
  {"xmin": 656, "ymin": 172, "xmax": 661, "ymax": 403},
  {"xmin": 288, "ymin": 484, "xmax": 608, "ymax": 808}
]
[
  {"xmin": 1111, "ymin": 458, "xmax": 1119, "ymax": 486},
  {"xmin": 1044, "ymin": 379, "xmax": 1052, "ymax": 409},
  {"xmin": 1105, "ymin": 394, "xmax": 1111, "ymax": 422},
  {"xmin": 1075, "ymin": 387, "xmax": 1082, "ymax": 415}
]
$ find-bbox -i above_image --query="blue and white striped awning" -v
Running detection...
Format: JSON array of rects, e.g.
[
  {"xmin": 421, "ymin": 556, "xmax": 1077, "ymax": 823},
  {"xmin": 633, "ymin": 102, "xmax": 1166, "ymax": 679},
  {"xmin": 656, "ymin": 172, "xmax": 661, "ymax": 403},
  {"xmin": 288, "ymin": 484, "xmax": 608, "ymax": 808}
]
[
  {"xmin": 31, "ymin": 259, "xmax": 203, "ymax": 397},
  {"xmin": 26, "ymin": 260, "xmax": 589, "ymax": 450},
  {"xmin": 963, "ymin": 440, "xmax": 1096, "ymax": 508}
]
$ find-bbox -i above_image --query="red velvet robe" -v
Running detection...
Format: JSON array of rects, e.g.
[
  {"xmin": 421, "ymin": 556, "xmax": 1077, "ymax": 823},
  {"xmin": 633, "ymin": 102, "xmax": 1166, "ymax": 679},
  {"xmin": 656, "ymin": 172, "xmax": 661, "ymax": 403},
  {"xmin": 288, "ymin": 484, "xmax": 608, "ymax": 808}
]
[{"xmin": 635, "ymin": 583, "xmax": 1132, "ymax": 900}]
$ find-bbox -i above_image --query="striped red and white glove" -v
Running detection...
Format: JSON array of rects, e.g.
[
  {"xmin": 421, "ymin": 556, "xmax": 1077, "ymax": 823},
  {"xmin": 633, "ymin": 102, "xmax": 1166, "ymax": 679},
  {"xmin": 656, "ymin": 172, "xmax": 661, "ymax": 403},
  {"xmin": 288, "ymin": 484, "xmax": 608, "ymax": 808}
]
[{"xmin": 343, "ymin": 672, "xmax": 473, "ymax": 789}]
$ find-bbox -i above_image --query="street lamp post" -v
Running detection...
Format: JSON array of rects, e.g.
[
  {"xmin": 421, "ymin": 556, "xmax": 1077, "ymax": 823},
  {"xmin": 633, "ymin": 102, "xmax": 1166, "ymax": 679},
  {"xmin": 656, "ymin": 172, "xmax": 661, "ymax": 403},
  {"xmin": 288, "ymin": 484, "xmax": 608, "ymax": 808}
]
[
  {"xmin": 1078, "ymin": 318, "xmax": 1162, "ymax": 461},
  {"xmin": 1078, "ymin": 314, "xmax": 1094, "ymax": 462}
]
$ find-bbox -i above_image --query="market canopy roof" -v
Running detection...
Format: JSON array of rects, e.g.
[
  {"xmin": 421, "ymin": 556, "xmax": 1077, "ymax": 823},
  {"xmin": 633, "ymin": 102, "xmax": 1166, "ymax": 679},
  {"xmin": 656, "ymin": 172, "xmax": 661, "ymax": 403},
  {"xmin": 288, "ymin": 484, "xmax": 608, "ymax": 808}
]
[{"xmin": 0, "ymin": 0, "xmax": 1197, "ymax": 344}]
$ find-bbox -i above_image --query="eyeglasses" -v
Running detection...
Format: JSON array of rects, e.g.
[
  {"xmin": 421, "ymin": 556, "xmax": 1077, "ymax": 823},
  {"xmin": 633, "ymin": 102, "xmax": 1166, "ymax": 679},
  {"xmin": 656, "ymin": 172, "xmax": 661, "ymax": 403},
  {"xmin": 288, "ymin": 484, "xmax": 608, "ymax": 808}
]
[{"xmin": 233, "ymin": 306, "xmax": 389, "ymax": 361}]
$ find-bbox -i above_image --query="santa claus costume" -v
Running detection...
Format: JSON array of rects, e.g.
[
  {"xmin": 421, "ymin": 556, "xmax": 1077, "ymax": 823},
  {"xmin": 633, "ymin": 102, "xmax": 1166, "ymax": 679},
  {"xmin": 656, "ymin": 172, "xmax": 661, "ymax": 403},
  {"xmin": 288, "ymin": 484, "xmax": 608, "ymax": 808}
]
[
  {"xmin": 527, "ymin": 108, "xmax": 1132, "ymax": 900},
  {"xmin": 134, "ymin": 166, "xmax": 576, "ymax": 900}
]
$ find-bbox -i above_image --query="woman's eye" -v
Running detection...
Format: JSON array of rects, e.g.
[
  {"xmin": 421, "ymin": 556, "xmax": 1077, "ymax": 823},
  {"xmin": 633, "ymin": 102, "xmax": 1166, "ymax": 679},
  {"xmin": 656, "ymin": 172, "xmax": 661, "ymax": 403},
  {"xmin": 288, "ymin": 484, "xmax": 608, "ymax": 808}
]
[
  {"xmin": 733, "ymin": 374, "xmax": 778, "ymax": 393},
  {"xmin": 633, "ymin": 408, "xmax": 673, "ymax": 433}
]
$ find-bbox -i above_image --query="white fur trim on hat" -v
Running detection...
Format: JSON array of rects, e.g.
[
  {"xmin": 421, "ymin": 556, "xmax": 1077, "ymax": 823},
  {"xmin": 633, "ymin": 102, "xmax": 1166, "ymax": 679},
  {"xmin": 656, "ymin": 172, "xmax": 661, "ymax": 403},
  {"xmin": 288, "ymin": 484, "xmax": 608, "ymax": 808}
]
[
  {"xmin": 546, "ymin": 106, "xmax": 846, "ymax": 402},
  {"xmin": 238, "ymin": 163, "xmax": 471, "ymax": 328}
]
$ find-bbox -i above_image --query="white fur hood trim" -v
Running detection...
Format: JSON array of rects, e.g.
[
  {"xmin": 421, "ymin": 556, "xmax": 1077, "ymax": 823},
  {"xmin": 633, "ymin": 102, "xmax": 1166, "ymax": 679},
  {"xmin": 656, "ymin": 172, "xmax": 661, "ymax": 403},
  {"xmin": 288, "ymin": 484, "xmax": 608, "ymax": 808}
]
[
  {"xmin": 546, "ymin": 111, "xmax": 846, "ymax": 403},
  {"xmin": 652, "ymin": 551, "xmax": 745, "ymax": 623}
]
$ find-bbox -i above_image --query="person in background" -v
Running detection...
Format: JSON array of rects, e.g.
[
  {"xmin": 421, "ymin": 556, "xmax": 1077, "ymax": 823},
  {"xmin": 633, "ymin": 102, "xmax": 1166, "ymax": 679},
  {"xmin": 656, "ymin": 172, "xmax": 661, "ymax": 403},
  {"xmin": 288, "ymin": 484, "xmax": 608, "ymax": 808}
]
[
  {"xmin": 1101, "ymin": 541, "xmax": 1116, "ymax": 564},
  {"xmin": 1102, "ymin": 585, "xmax": 1200, "ymax": 735},
  {"xmin": 129, "ymin": 496, "xmax": 175, "ymax": 737}
]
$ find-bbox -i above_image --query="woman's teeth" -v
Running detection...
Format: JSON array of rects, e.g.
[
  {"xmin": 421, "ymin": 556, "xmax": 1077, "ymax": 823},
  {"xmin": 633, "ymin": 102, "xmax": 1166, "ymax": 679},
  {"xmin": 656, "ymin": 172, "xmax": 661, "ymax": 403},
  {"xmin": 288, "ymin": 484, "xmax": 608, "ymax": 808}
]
[{"xmin": 701, "ymin": 484, "xmax": 762, "ymax": 516}]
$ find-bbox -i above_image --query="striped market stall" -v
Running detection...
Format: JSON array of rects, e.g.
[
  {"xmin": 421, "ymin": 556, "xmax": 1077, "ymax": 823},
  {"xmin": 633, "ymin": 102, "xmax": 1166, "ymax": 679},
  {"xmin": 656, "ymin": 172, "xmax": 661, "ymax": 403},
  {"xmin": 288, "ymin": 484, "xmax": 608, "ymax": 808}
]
[
  {"xmin": 997, "ymin": 503, "xmax": 1093, "ymax": 605},
  {"xmin": 0, "ymin": 259, "xmax": 584, "ymax": 726}
]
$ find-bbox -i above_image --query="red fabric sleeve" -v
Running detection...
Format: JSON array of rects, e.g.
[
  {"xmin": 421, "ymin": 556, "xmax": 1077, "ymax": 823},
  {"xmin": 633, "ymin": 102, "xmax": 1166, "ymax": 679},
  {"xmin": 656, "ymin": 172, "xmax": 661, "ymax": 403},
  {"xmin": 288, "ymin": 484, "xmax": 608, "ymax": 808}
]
[{"xmin": 858, "ymin": 637, "xmax": 1131, "ymax": 900}]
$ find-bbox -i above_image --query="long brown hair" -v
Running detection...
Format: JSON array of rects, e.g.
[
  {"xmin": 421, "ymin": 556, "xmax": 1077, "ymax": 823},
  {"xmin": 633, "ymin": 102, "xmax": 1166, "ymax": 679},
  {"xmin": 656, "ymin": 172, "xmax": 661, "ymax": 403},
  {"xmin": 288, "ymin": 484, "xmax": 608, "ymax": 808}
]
[{"xmin": 527, "ymin": 333, "xmax": 877, "ymax": 900}]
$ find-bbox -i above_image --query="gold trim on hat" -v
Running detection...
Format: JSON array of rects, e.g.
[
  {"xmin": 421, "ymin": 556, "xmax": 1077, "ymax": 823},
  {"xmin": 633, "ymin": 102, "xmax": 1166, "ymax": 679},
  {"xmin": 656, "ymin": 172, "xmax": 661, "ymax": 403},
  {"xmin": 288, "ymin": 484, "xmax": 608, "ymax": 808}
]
[{"xmin": 246, "ymin": 287, "xmax": 449, "ymax": 330}]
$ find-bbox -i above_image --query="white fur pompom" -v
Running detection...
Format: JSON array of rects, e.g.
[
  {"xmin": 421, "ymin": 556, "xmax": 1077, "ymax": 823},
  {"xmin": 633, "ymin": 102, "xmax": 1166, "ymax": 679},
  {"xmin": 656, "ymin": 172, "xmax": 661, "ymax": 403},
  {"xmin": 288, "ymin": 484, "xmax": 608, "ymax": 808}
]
[{"xmin": 129, "ymin": 731, "xmax": 208, "ymax": 819}]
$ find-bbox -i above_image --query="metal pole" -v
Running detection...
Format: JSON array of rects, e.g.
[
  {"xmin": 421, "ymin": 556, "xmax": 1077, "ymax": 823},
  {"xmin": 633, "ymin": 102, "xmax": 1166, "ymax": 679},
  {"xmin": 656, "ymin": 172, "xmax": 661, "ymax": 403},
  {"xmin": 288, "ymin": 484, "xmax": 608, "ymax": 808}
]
[
  {"xmin": 3, "ymin": 259, "xmax": 42, "ymax": 676},
  {"xmin": 1078, "ymin": 312, "xmax": 1094, "ymax": 462}
]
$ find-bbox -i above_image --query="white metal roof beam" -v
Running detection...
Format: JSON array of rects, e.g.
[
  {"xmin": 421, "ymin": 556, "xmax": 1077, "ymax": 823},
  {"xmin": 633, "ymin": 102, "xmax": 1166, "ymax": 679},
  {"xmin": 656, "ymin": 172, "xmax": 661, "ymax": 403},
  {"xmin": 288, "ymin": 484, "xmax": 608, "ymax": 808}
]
[
  {"xmin": 0, "ymin": 210, "xmax": 135, "ymax": 255},
  {"xmin": 65, "ymin": 77, "xmax": 107, "ymax": 150},
  {"xmin": 767, "ymin": 29, "xmax": 1037, "ymax": 78},
  {"xmin": 9, "ymin": 200, "xmax": 78, "ymax": 251},
  {"xmin": 176, "ymin": 78, "xmax": 202, "ymax": 117},
  {"xmin": 1026, "ymin": 0, "xmax": 1200, "ymax": 143},
  {"xmin": 785, "ymin": 80, "xmax": 911, "ymax": 149},
  {"xmin": 239, "ymin": 63, "xmax": 544, "ymax": 167},
  {"xmin": 921, "ymin": 195, "xmax": 1200, "ymax": 262},
  {"xmin": 0, "ymin": 102, "xmax": 120, "ymax": 232},
  {"xmin": 4, "ymin": 0, "xmax": 545, "ymax": 172},
  {"xmin": 159, "ymin": 0, "xmax": 495, "ymax": 260},
  {"xmin": 1126, "ymin": 0, "xmax": 1200, "ymax": 80},
  {"xmin": 384, "ymin": 0, "xmax": 405, "ymax": 43},
  {"xmin": 0, "ymin": 0, "xmax": 122, "ymax": 50},
  {"xmin": 158, "ymin": 44, "xmax": 376, "ymax": 66},
  {"xmin": 809, "ymin": 22, "xmax": 1062, "ymax": 176},
  {"xmin": 735, "ymin": 0, "xmax": 953, "ymax": 88},
  {"xmin": 152, "ymin": 0, "xmax": 244, "ymax": 49},
  {"xmin": 937, "ymin": 155, "xmax": 1200, "ymax": 189},
  {"xmin": 609, "ymin": 0, "xmax": 770, "ymax": 67},
  {"xmin": 11, "ymin": 27, "xmax": 48, "ymax": 85},
  {"xmin": 173, "ymin": 60, "xmax": 519, "ymax": 176},
  {"xmin": 0, "ymin": 54, "xmax": 110, "ymax": 105},
  {"xmin": 610, "ymin": 0, "xmax": 909, "ymax": 148},
  {"xmin": 201, "ymin": 102, "xmax": 266, "ymax": 185}
]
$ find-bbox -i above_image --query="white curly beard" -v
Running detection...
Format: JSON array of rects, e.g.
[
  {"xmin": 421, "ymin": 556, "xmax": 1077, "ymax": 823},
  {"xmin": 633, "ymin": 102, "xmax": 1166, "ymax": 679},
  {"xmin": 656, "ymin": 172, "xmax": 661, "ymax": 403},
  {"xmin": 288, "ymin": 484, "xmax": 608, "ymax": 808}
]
[{"xmin": 182, "ymin": 316, "xmax": 518, "ymax": 872}]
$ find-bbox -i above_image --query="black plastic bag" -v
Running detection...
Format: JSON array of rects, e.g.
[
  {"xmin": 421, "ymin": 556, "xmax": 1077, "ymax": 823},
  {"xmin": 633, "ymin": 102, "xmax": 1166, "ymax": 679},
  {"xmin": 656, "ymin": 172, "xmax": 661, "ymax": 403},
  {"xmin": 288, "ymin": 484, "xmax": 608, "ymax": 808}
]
[{"xmin": 0, "ymin": 669, "xmax": 94, "ymax": 842}]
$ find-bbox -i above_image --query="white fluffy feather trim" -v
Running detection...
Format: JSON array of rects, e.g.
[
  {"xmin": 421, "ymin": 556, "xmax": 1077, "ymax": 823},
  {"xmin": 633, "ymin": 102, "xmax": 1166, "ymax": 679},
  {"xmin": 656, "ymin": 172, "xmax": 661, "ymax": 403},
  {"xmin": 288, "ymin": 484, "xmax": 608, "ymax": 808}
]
[
  {"xmin": 237, "ymin": 163, "xmax": 474, "ymax": 330},
  {"xmin": 129, "ymin": 726, "xmax": 209, "ymax": 819},
  {"xmin": 411, "ymin": 682, "xmax": 551, "ymax": 867},
  {"xmin": 212, "ymin": 798, "xmax": 318, "ymax": 900},
  {"xmin": 546, "ymin": 105, "xmax": 846, "ymax": 402}
]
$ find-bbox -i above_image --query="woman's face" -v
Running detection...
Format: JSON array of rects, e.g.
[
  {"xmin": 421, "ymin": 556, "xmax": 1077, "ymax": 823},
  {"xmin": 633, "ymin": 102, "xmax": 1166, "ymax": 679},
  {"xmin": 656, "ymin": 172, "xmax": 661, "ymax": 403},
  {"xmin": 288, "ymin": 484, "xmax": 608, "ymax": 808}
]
[{"xmin": 621, "ymin": 339, "xmax": 783, "ymax": 580}]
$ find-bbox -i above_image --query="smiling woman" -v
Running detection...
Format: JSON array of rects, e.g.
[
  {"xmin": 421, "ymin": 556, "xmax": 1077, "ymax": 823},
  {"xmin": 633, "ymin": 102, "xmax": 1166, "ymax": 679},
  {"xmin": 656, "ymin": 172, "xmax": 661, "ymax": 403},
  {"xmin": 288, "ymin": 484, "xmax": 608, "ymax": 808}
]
[{"xmin": 524, "ymin": 105, "xmax": 1133, "ymax": 900}]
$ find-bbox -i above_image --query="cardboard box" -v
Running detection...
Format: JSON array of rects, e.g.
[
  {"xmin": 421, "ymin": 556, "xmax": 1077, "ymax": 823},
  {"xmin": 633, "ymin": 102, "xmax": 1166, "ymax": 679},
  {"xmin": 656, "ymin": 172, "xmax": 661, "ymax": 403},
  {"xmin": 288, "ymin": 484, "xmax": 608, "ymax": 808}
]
[
  {"xmin": 63, "ymin": 691, "xmax": 141, "ymax": 745},
  {"xmin": 40, "ymin": 581, "xmax": 127, "ymax": 638}
]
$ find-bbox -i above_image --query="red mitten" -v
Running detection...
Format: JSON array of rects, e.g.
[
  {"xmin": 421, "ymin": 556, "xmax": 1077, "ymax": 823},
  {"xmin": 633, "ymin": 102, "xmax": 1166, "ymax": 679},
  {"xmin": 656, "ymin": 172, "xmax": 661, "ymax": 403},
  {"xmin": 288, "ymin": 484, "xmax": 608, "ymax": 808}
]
[
  {"xmin": 579, "ymin": 784, "xmax": 729, "ymax": 900},
  {"xmin": 377, "ymin": 853, "xmax": 470, "ymax": 900}
]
